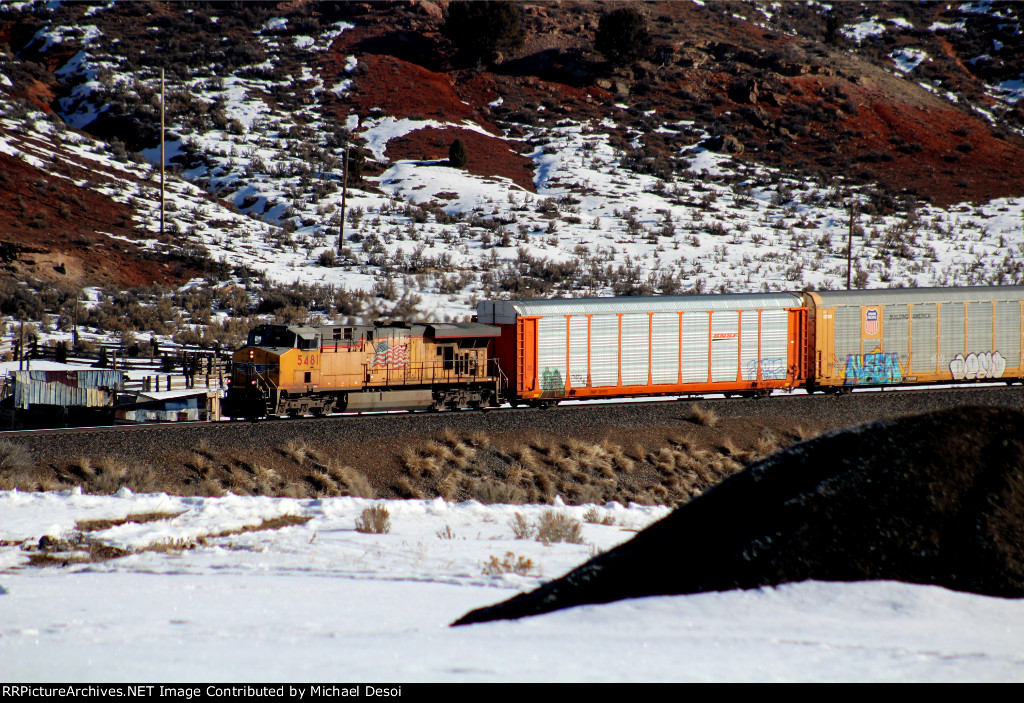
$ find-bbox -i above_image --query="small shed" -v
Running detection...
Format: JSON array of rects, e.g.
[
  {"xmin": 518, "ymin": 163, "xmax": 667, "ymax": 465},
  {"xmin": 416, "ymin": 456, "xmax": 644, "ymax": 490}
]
[
  {"xmin": 115, "ymin": 389, "xmax": 221, "ymax": 423},
  {"xmin": 8, "ymin": 369, "xmax": 124, "ymax": 409},
  {"xmin": 1, "ymin": 368, "xmax": 124, "ymax": 428}
]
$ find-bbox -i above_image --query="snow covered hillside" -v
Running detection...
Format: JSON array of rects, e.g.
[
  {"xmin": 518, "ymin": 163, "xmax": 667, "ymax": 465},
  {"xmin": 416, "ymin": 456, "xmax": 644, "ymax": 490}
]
[{"xmin": 1, "ymin": 1, "xmax": 1024, "ymax": 342}]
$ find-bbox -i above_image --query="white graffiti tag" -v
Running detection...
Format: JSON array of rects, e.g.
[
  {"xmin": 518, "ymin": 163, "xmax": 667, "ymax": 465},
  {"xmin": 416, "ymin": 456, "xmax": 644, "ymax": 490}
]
[{"xmin": 949, "ymin": 351, "xmax": 1006, "ymax": 380}]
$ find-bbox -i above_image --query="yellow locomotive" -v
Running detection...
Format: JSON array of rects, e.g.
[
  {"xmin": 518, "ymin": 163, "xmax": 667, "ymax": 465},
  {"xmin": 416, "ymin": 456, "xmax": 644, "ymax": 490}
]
[{"xmin": 223, "ymin": 321, "xmax": 503, "ymax": 418}]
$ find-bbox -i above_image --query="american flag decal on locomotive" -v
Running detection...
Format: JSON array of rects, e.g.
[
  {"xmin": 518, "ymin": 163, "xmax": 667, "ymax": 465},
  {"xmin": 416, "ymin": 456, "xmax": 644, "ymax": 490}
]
[{"xmin": 371, "ymin": 340, "xmax": 409, "ymax": 368}]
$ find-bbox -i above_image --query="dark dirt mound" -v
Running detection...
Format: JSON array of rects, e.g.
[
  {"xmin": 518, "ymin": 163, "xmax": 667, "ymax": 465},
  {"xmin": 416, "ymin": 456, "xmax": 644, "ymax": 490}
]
[{"xmin": 454, "ymin": 406, "xmax": 1024, "ymax": 626}]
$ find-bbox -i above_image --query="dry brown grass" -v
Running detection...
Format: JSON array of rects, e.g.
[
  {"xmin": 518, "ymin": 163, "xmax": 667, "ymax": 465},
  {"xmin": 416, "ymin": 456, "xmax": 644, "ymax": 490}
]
[
  {"xmin": 76, "ymin": 511, "xmax": 185, "ymax": 532},
  {"xmin": 509, "ymin": 512, "xmax": 533, "ymax": 539},
  {"xmin": 755, "ymin": 431, "xmax": 781, "ymax": 458},
  {"xmin": 60, "ymin": 457, "xmax": 160, "ymax": 495},
  {"xmin": 470, "ymin": 478, "xmax": 526, "ymax": 505},
  {"xmin": 465, "ymin": 431, "xmax": 491, "ymax": 449},
  {"xmin": 307, "ymin": 469, "xmax": 341, "ymax": 496},
  {"xmin": 393, "ymin": 476, "xmax": 426, "ymax": 499},
  {"xmin": 355, "ymin": 504, "xmax": 391, "ymax": 534},
  {"xmin": 437, "ymin": 471, "xmax": 461, "ymax": 501},
  {"xmin": 10, "ymin": 415, "xmax": 818, "ymax": 507},
  {"xmin": 535, "ymin": 510, "xmax": 585, "ymax": 545},
  {"xmin": 196, "ymin": 439, "xmax": 214, "ymax": 459},
  {"xmin": 279, "ymin": 439, "xmax": 310, "ymax": 464},
  {"xmin": 323, "ymin": 462, "xmax": 375, "ymax": 498},
  {"xmin": 0, "ymin": 439, "xmax": 33, "ymax": 478},
  {"xmin": 198, "ymin": 479, "xmax": 225, "ymax": 497},
  {"xmin": 253, "ymin": 465, "xmax": 284, "ymax": 494},
  {"xmin": 208, "ymin": 514, "xmax": 312, "ymax": 538},
  {"xmin": 482, "ymin": 551, "xmax": 536, "ymax": 576},
  {"xmin": 582, "ymin": 507, "xmax": 616, "ymax": 525},
  {"xmin": 423, "ymin": 439, "xmax": 456, "ymax": 464},
  {"xmin": 791, "ymin": 424, "xmax": 818, "ymax": 441},
  {"xmin": 24, "ymin": 514, "xmax": 312, "ymax": 567},
  {"xmin": 688, "ymin": 403, "xmax": 720, "ymax": 427},
  {"xmin": 186, "ymin": 451, "xmax": 215, "ymax": 476},
  {"xmin": 402, "ymin": 448, "xmax": 443, "ymax": 479},
  {"xmin": 440, "ymin": 427, "xmax": 461, "ymax": 447}
]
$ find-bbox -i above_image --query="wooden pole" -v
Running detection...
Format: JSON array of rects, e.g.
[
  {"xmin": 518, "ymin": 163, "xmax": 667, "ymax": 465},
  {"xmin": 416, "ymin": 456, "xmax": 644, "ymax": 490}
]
[
  {"xmin": 160, "ymin": 68, "xmax": 166, "ymax": 238},
  {"xmin": 846, "ymin": 200, "xmax": 856, "ymax": 290},
  {"xmin": 338, "ymin": 145, "xmax": 349, "ymax": 254},
  {"xmin": 72, "ymin": 296, "xmax": 79, "ymax": 349}
]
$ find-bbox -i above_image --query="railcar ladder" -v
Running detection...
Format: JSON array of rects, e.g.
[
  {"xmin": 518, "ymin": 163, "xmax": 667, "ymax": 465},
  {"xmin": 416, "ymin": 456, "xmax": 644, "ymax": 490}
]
[
  {"xmin": 516, "ymin": 319, "xmax": 526, "ymax": 392},
  {"xmin": 788, "ymin": 307, "xmax": 810, "ymax": 382}
]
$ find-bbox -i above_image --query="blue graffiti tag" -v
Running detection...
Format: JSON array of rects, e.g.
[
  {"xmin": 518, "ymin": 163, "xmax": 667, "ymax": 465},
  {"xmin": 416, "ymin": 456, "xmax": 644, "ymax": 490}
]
[
  {"xmin": 746, "ymin": 358, "xmax": 787, "ymax": 380},
  {"xmin": 843, "ymin": 351, "xmax": 905, "ymax": 385}
]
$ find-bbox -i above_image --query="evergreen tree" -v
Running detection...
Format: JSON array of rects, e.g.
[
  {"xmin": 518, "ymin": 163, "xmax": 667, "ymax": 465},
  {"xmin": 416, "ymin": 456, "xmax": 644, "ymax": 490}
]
[
  {"xmin": 449, "ymin": 138, "xmax": 468, "ymax": 169},
  {"xmin": 443, "ymin": 1, "xmax": 524, "ymax": 66},
  {"xmin": 595, "ymin": 7, "xmax": 651, "ymax": 66}
]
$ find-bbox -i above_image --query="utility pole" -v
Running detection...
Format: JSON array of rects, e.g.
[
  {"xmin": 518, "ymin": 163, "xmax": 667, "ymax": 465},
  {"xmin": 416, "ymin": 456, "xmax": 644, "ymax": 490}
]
[
  {"xmin": 338, "ymin": 144, "xmax": 349, "ymax": 254},
  {"xmin": 160, "ymin": 67, "xmax": 166, "ymax": 238},
  {"xmin": 72, "ymin": 295, "xmax": 79, "ymax": 350},
  {"xmin": 846, "ymin": 198, "xmax": 858, "ymax": 290}
]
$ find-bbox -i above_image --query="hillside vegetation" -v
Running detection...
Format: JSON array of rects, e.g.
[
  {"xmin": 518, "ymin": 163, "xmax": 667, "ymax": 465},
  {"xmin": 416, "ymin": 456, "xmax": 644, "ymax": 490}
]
[{"xmin": 1, "ymin": 1, "xmax": 1023, "ymax": 348}]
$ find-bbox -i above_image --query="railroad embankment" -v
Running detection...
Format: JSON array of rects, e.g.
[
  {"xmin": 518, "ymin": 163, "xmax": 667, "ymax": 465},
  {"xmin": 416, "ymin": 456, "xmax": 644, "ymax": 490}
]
[{"xmin": 1, "ymin": 386, "xmax": 1022, "ymax": 507}]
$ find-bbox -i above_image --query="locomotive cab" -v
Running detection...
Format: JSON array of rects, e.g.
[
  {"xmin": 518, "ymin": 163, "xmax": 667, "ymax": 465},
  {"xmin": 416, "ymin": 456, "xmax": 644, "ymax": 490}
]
[{"xmin": 224, "ymin": 324, "xmax": 321, "ymax": 419}]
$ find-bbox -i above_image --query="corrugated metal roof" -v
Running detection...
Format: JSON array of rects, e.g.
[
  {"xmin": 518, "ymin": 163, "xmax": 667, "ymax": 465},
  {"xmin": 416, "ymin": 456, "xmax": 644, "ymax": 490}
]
[
  {"xmin": 12, "ymin": 369, "xmax": 124, "ymax": 389},
  {"xmin": 811, "ymin": 285, "xmax": 1024, "ymax": 307},
  {"xmin": 9, "ymin": 370, "xmax": 123, "ymax": 410},
  {"xmin": 478, "ymin": 293, "xmax": 803, "ymax": 324}
]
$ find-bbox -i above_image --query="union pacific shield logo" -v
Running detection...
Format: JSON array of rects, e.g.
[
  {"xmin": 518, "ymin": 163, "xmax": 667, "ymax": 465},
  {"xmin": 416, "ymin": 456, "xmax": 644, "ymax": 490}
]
[{"xmin": 864, "ymin": 308, "xmax": 879, "ymax": 336}]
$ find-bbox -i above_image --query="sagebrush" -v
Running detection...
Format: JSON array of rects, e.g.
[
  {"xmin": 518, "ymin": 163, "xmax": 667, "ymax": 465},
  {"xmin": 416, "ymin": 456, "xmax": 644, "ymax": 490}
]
[{"xmin": 355, "ymin": 504, "xmax": 391, "ymax": 534}]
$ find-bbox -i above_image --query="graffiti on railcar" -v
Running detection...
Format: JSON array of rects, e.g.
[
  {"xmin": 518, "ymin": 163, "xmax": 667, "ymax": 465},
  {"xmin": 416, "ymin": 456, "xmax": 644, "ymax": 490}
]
[
  {"xmin": 841, "ymin": 348, "xmax": 907, "ymax": 385},
  {"xmin": 949, "ymin": 351, "xmax": 1006, "ymax": 380},
  {"xmin": 746, "ymin": 358, "xmax": 787, "ymax": 380},
  {"xmin": 540, "ymin": 367, "xmax": 566, "ymax": 397}
]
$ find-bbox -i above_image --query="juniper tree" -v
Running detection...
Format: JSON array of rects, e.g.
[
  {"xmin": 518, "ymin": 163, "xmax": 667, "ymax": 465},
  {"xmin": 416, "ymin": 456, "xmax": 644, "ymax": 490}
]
[
  {"xmin": 449, "ymin": 138, "xmax": 468, "ymax": 169},
  {"xmin": 443, "ymin": 1, "xmax": 524, "ymax": 66},
  {"xmin": 595, "ymin": 7, "xmax": 651, "ymax": 66}
]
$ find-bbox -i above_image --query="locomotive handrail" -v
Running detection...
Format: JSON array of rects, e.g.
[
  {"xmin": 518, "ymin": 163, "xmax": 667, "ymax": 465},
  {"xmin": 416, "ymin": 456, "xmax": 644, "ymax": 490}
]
[
  {"xmin": 362, "ymin": 358, "xmax": 501, "ymax": 387},
  {"xmin": 243, "ymin": 363, "xmax": 278, "ymax": 392}
]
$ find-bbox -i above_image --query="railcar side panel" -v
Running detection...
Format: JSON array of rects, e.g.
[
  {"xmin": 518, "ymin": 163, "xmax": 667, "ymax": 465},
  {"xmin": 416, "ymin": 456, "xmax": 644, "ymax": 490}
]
[
  {"xmin": 805, "ymin": 287, "xmax": 1024, "ymax": 389},
  {"xmin": 481, "ymin": 294, "xmax": 806, "ymax": 403}
]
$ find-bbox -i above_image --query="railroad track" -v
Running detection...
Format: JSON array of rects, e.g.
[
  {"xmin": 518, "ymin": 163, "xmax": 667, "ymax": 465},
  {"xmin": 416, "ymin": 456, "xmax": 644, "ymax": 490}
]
[{"xmin": 3, "ymin": 385, "xmax": 1022, "ymax": 470}]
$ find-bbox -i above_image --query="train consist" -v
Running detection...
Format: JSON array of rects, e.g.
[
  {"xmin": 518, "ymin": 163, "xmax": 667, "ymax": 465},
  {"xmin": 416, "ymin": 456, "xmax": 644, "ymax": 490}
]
[{"xmin": 222, "ymin": 285, "xmax": 1024, "ymax": 419}]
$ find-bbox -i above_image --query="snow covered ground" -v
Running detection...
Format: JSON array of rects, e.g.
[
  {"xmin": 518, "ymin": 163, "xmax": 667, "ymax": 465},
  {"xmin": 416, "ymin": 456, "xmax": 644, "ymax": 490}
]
[{"xmin": 2, "ymin": 490, "xmax": 1022, "ymax": 682}]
